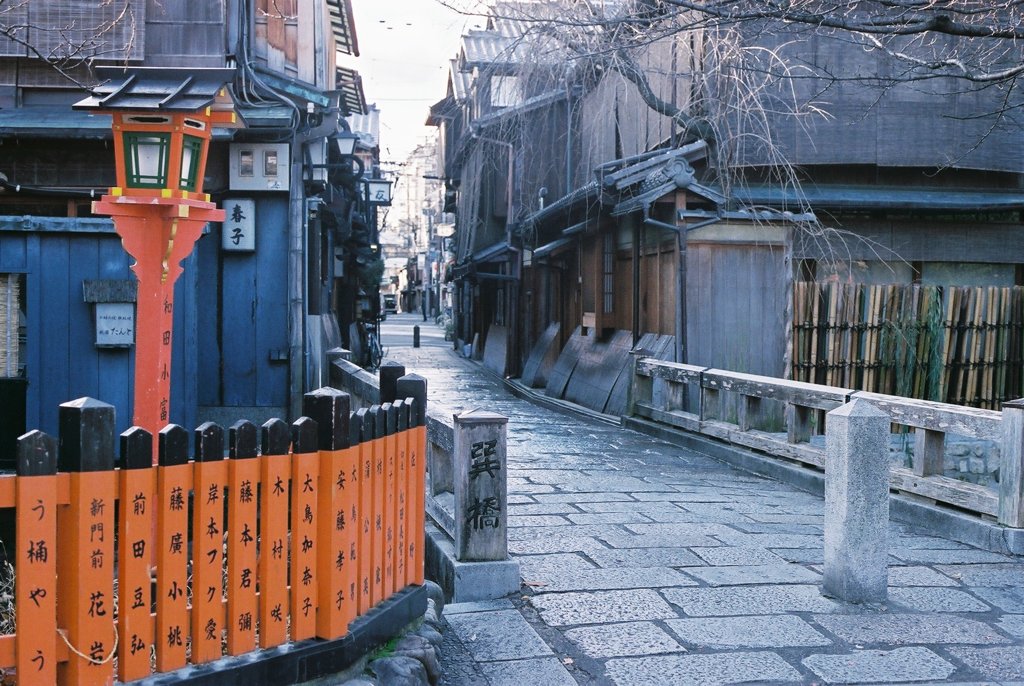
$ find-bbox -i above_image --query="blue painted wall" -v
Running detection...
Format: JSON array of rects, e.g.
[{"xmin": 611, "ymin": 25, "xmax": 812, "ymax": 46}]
[
  {"xmin": 0, "ymin": 219, "xmax": 199, "ymax": 441},
  {"xmin": 196, "ymin": 197, "xmax": 289, "ymax": 409}
]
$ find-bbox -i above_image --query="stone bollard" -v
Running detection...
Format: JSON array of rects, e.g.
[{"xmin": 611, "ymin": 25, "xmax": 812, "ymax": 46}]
[
  {"xmin": 999, "ymin": 399, "xmax": 1024, "ymax": 528},
  {"xmin": 413, "ymin": 325, "xmax": 421, "ymax": 348},
  {"xmin": 823, "ymin": 398, "xmax": 889, "ymax": 603},
  {"xmin": 453, "ymin": 409, "xmax": 508, "ymax": 562}
]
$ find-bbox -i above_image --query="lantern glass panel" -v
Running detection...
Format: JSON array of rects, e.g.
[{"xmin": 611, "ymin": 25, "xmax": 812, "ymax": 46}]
[
  {"xmin": 179, "ymin": 135, "xmax": 204, "ymax": 191},
  {"xmin": 124, "ymin": 132, "xmax": 170, "ymax": 188}
]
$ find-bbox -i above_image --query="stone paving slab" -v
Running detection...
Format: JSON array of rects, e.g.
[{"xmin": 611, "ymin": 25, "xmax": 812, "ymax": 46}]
[
  {"xmin": 533, "ymin": 566, "xmax": 699, "ymax": 592},
  {"xmin": 970, "ymin": 586, "xmax": 1024, "ymax": 612},
  {"xmin": 478, "ymin": 657, "xmax": 577, "ymax": 686},
  {"xmin": 517, "ymin": 552, "xmax": 597, "ymax": 581},
  {"xmin": 935, "ymin": 563, "xmax": 1024, "ymax": 586},
  {"xmin": 663, "ymin": 585, "xmax": 845, "ymax": 616},
  {"xmin": 802, "ymin": 646, "xmax": 956, "ymax": 684},
  {"xmin": 947, "ymin": 646, "xmax": 1024, "ymax": 681},
  {"xmin": 892, "ymin": 549, "xmax": 1015, "ymax": 564},
  {"xmin": 888, "ymin": 587, "xmax": 992, "ymax": 612},
  {"xmin": 624, "ymin": 522, "xmax": 738, "ymax": 538},
  {"xmin": 665, "ymin": 615, "xmax": 832, "ymax": 648},
  {"xmin": 681, "ymin": 563, "xmax": 821, "ymax": 586},
  {"xmin": 508, "ymin": 503, "xmax": 583, "ymax": 516},
  {"xmin": 533, "ymin": 492, "xmax": 636, "ymax": 504},
  {"xmin": 812, "ymin": 614, "xmax": 1012, "ymax": 645},
  {"xmin": 597, "ymin": 532, "xmax": 722, "ymax": 549},
  {"xmin": 689, "ymin": 546, "xmax": 787, "ymax": 566},
  {"xmin": 587, "ymin": 547, "xmax": 705, "ymax": 568},
  {"xmin": 997, "ymin": 614, "xmax": 1024, "ymax": 638},
  {"xmin": 712, "ymin": 530, "xmax": 824, "ymax": 548},
  {"xmin": 604, "ymin": 651, "xmax": 803, "ymax": 685},
  {"xmin": 564, "ymin": 621, "xmax": 683, "ymax": 658},
  {"xmin": 888, "ymin": 565, "xmax": 958, "ymax": 586},
  {"xmin": 531, "ymin": 589, "xmax": 679, "ymax": 626},
  {"xmin": 566, "ymin": 511, "xmax": 656, "ymax": 525},
  {"xmin": 444, "ymin": 610, "xmax": 552, "ymax": 661},
  {"xmin": 508, "ymin": 535, "xmax": 606, "ymax": 555}
]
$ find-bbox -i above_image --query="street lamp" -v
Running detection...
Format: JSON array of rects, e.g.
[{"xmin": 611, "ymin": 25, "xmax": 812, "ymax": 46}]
[
  {"xmin": 365, "ymin": 178, "xmax": 393, "ymax": 205},
  {"xmin": 75, "ymin": 67, "xmax": 237, "ymax": 447}
]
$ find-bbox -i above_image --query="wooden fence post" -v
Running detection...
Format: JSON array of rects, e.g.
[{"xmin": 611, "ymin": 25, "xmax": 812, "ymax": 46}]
[
  {"xmin": 397, "ymin": 374, "xmax": 427, "ymax": 584},
  {"xmin": 453, "ymin": 409, "xmax": 509, "ymax": 562},
  {"xmin": 191, "ymin": 422, "xmax": 226, "ymax": 664},
  {"xmin": 355, "ymin": 408, "xmax": 375, "ymax": 613},
  {"xmin": 370, "ymin": 405, "xmax": 387, "ymax": 602},
  {"xmin": 304, "ymin": 387, "xmax": 355, "ymax": 640},
  {"xmin": 117, "ymin": 427, "xmax": 155, "ymax": 682},
  {"xmin": 259, "ymin": 419, "xmax": 291, "ymax": 648},
  {"xmin": 999, "ymin": 399, "xmax": 1024, "ymax": 527},
  {"xmin": 57, "ymin": 397, "xmax": 117, "ymax": 686},
  {"xmin": 227, "ymin": 421, "xmax": 259, "ymax": 655},
  {"xmin": 379, "ymin": 362, "xmax": 406, "ymax": 404},
  {"xmin": 394, "ymin": 399, "xmax": 409, "ymax": 588},
  {"xmin": 155, "ymin": 425, "xmax": 191, "ymax": 673},
  {"xmin": 290, "ymin": 417, "xmax": 319, "ymax": 640},
  {"xmin": 383, "ymin": 402, "xmax": 398, "ymax": 596},
  {"xmin": 16, "ymin": 430, "xmax": 58, "ymax": 686}
]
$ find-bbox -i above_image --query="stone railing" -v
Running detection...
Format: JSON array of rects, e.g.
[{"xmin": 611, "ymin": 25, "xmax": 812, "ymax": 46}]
[{"xmin": 628, "ymin": 356, "xmax": 1024, "ymax": 529}]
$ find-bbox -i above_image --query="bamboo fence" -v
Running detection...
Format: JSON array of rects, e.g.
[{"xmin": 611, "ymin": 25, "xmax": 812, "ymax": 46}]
[{"xmin": 792, "ymin": 283, "xmax": 1024, "ymax": 408}]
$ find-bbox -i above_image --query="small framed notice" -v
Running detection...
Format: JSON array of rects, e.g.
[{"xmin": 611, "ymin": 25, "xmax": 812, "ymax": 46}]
[
  {"xmin": 95, "ymin": 302, "xmax": 135, "ymax": 347},
  {"xmin": 222, "ymin": 198, "xmax": 256, "ymax": 252}
]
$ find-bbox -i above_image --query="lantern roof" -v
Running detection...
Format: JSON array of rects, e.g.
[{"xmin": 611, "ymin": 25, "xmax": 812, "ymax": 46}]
[{"xmin": 74, "ymin": 67, "xmax": 236, "ymax": 113}]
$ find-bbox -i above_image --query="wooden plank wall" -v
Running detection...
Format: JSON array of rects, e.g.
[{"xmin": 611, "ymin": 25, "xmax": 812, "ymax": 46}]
[
  {"xmin": 196, "ymin": 199, "xmax": 290, "ymax": 412},
  {"xmin": 0, "ymin": 228, "xmax": 199, "ymax": 438},
  {"xmin": 686, "ymin": 241, "xmax": 788, "ymax": 378}
]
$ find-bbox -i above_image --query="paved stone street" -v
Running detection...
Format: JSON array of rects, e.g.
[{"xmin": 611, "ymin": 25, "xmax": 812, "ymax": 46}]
[{"xmin": 383, "ymin": 315, "xmax": 1024, "ymax": 685}]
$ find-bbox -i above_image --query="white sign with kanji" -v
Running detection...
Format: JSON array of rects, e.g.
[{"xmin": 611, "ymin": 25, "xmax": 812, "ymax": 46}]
[{"xmin": 222, "ymin": 198, "xmax": 256, "ymax": 252}]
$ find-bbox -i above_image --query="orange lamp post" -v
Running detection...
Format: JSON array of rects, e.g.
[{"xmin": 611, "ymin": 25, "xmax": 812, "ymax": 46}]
[{"xmin": 75, "ymin": 68, "xmax": 237, "ymax": 448}]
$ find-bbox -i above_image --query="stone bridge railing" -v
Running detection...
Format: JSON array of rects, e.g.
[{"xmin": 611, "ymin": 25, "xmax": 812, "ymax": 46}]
[{"xmin": 627, "ymin": 356, "xmax": 1024, "ymax": 532}]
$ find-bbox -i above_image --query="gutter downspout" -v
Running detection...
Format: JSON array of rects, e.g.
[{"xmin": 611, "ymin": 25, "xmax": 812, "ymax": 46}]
[{"xmin": 642, "ymin": 208, "xmax": 719, "ymax": 365}]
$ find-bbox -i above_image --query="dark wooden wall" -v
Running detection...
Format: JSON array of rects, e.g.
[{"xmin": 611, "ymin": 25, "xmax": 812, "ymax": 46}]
[
  {"xmin": 686, "ymin": 229, "xmax": 789, "ymax": 377},
  {"xmin": 0, "ymin": 220, "xmax": 198, "ymax": 440}
]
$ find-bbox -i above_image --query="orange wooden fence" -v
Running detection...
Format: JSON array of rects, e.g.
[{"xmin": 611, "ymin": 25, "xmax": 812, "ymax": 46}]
[{"xmin": 0, "ymin": 376, "xmax": 427, "ymax": 685}]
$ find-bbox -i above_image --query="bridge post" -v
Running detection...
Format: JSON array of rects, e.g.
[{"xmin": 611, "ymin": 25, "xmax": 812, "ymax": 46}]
[
  {"xmin": 999, "ymin": 399, "xmax": 1024, "ymax": 527},
  {"xmin": 823, "ymin": 398, "xmax": 889, "ymax": 603}
]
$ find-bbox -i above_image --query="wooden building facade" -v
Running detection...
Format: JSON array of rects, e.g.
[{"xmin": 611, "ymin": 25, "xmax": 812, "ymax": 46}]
[{"xmin": 0, "ymin": 0, "xmax": 370, "ymax": 458}]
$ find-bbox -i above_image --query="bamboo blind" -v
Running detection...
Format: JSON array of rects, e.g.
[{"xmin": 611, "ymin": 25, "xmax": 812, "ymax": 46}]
[{"xmin": 792, "ymin": 283, "xmax": 1024, "ymax": 408}]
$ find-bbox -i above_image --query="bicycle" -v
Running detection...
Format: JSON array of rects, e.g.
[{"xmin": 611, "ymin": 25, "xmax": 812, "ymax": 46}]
[{"xmin": 359, "ymin": 318, "xmax": 384, "ymax": 371}]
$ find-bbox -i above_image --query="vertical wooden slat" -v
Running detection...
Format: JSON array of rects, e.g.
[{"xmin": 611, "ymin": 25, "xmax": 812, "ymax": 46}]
[
  {"xmin": 356, "ymin": 408, "xmax": 375, "ymax": 612},
  {"xmin": 398, "ymin": 374, "xmax": 428, "ymax": 585},
  {"xmin": 191, "ymin": 422, "xmax": 226, "ymax": 664},
  {"xmin": 259, "ymin": 419, "xmax": 291, "ymax": 648},
  {"xmin": 227, "ymin": 421, "xmax": 260, "ymax": 655},
  {"xmin": 382, "ymin": 402, "xmax": 398, "ymax": 597},
  {"xmin": 290, "ymin": 418, "xmax": 319, "ymax": 641},
  {"xmin": 304, "ymin": 388, "xmax": 354, "ymax": 640},
  {"xmin": 16, "ymin": 431, "xmax": 58, "ymax": 686},
  {"xmin": 57, "ymin": 398, "xmax": 116, "ymax": 686},
  {"xmin": 394, "ymin": 399, "xmax": 409, "ymax": 589},
  {"xmin": 155, "ymin": 425, "xmax": 190, "ymax": 673},
  {"xmin": 117, "ymin": 428, "xmax": 155, "ymax": 682},
  {"xmin": 370, "ymin": 405, "xmax": 386, "ymax": 603}
]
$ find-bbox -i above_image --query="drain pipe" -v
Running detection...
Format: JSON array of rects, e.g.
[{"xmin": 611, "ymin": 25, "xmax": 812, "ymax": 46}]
[{"xmin": 642, "ymin": 207, "xmax": 720, "ymax": 364}]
